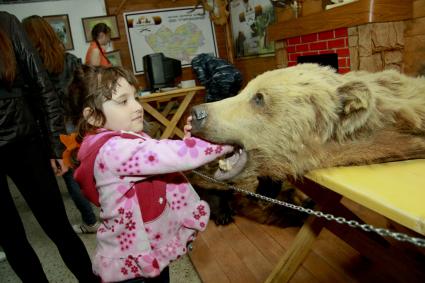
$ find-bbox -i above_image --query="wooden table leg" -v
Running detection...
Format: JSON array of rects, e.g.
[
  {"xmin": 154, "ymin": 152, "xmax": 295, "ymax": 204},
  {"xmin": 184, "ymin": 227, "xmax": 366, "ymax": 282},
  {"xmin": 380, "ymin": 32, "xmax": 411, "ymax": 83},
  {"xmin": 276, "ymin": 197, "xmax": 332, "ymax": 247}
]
[
  {"xmin": 265, "ymin": 177, "xmax": 348, "ymax": 283},
  {"xmin": 161, "ymin": 91, "xmax": 195, "ymax": 139},
  {"xmin": 142, "ymin": 102, "xmax": 184, "ymax": 138},
  {"xmin": 265, "ymin": 215, "xmax": 324, "ymax": 283},
  {"xmin": 150, "ymin": 101, "xmax": 176, "ymax": 137},
  {"xmin": 137, "ymin": 87, "xmax": 205, "ymax": 139}
]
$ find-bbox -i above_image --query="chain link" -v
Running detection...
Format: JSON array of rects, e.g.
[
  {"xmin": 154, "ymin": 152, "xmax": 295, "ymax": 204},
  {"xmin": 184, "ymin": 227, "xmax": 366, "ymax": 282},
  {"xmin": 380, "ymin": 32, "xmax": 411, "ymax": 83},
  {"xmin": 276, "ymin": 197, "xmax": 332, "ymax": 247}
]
[{"xmin": 192, "ymin": 170, "xmax": 425, "ymax": 248}]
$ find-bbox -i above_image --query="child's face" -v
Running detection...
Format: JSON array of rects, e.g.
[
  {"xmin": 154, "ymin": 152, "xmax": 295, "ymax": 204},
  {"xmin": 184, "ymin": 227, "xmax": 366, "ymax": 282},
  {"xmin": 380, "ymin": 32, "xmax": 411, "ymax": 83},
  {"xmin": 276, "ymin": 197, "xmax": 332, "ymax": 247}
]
[
  {"xmin": 97, "ymin": 32, "xmax": 110, "ymax": 45},
  {"xmin": 102, "ymin": 77, "xmax": 144, "ymax": 132}
]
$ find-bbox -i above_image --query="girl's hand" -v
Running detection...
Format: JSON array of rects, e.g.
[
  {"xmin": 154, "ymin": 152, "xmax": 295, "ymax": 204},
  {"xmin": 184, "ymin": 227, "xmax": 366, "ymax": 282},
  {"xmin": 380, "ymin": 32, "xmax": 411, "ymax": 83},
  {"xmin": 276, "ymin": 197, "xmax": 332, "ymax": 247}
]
[
  {"xmin": 50, "ymin": 159, "xmax": 69, "ymax": 176},
  {"xmin": 183, "ymin": 116, "xmax": 192, "ymax": 139}
]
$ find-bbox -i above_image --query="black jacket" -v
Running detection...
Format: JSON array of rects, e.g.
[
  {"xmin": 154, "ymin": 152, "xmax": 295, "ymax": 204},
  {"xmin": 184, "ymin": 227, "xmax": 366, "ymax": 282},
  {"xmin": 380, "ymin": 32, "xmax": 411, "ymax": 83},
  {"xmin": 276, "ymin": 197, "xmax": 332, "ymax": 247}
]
[
  {"xmin": 0, "ymin": 11, "xmax": 65, "ymax": 158},
  {"xmin": 49, "ymin": 53, "xmax": 82, "ymax": 123}
]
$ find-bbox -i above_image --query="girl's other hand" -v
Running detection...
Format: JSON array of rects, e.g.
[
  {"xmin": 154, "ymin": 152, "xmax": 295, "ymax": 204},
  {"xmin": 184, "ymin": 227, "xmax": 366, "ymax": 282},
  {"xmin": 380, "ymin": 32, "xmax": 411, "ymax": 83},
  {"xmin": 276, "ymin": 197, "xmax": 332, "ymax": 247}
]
[
  {"xmin": 183, "ymin": 115, "xmax": 192, "ymax": 139},
  {"xmin": 50, "ymin": 159, "xmax": 69, "ymax": 176}
]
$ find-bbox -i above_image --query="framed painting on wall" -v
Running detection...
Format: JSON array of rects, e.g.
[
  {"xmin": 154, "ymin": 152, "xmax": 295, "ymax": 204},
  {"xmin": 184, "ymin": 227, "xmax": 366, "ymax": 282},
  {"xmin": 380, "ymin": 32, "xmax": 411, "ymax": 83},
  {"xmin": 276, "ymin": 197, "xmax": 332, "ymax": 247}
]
[
  {"xmin": 123, "ymin": 6, "xmax": 218, "ymax": 75},
  {"xmin": 106, "ymin": 50, "xmax": 122, "ymax": 67},
  {"xmin": 229, "ymin": 0, "xmax": 276, "ymax": 58},
  {"xmin": 82, "ymin": 15, "xmax": 120, "ymax": 42},
  {"xmin": 43, "ymin": 14, "xmax": 74, "ymax": 50}
]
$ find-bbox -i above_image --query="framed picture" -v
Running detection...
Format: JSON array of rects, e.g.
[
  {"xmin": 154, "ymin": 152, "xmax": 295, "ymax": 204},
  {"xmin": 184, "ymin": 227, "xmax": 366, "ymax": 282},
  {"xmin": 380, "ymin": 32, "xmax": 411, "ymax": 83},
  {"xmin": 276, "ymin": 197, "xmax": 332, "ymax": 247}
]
[
  {"xmin": 43, "ymin": 14, "xmax": 74, "ymax": 50},
  {"xmin": 105, "ymin": 50, "xmax": 122, "ymax": 67},
  {"xmin": 82, "ymin": 15, "xmax": 120, "ymax": 42},
  {"xmin": 229, "ymin": 0, "xmax": 276, "ymax": 58}
]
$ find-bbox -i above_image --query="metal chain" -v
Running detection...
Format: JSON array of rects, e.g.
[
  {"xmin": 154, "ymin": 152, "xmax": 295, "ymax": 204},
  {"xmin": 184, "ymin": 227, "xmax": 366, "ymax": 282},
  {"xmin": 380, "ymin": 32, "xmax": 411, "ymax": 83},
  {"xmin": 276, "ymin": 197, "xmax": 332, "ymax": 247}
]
[{"xmin": 192, "ymin": 170, "xmax": 425, "ymax": 248}]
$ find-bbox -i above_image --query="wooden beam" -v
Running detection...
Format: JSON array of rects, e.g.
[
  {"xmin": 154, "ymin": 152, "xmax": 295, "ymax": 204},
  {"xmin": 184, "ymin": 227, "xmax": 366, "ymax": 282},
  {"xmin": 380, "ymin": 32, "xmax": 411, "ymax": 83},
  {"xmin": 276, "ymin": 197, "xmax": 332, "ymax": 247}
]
[
  {"xmin": 114, "ymin": 0, "xmax": 128, "ymax": 15},
  {"xmin": 225, "ymin": 22, "xmax": 234, "ymax": 64},
  {"xmin": 267, "ymin": 0, "xmax": 413, "ymax": 41}
]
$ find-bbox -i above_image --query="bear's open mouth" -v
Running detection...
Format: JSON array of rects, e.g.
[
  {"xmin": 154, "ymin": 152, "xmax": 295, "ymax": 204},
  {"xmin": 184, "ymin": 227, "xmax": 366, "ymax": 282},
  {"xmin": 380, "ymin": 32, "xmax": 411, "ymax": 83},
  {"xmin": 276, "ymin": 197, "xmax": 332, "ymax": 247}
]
[{"xmin": 213, "ymin": 147, "xmax": 248, "ymax": 181}]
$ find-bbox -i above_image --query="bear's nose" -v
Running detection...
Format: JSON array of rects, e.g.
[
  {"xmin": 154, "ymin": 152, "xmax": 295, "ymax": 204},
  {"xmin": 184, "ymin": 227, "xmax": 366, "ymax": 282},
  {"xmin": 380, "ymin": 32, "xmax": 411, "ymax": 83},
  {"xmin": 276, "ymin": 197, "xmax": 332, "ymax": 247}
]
[{"xmin": 191, "ymin": 105, "xmax": 208, "ymax": 133}]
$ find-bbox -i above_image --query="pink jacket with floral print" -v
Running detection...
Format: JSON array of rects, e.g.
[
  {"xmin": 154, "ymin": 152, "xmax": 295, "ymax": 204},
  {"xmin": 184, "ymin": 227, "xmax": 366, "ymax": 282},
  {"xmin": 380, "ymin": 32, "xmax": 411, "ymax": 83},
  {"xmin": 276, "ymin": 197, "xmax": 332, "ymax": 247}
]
[{"xmin": 75, "ymin": 130, "xmax": 233, "ymax": 282}]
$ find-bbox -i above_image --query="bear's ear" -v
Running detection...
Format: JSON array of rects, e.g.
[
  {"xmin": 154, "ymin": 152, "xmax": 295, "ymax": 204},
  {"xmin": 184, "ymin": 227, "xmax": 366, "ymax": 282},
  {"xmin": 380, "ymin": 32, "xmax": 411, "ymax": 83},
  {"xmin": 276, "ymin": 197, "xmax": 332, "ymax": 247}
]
[
  {"xmin": 336, "ymin": 81, "xmax": 372, "ymax": 117},
  {"xmin": 335, "ymin": 81, "xmax": 374, "ymax": 138}
]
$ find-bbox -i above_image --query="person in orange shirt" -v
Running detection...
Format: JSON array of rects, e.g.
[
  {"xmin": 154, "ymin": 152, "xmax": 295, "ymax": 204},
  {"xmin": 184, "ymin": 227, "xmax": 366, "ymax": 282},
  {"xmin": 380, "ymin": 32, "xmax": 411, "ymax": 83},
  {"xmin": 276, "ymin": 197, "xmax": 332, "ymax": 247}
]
[{"xmin": 85, "ymin": 23, "xmax": 112, "ymax": 67}]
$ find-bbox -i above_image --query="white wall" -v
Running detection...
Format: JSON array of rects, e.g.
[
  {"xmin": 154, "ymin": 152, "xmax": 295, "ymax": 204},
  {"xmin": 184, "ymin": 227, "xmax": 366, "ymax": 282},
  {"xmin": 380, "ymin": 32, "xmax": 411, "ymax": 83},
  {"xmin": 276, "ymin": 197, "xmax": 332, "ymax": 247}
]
[{"xmin": 0, "ymin": 0, "xmax": 109, "ymax": 60}]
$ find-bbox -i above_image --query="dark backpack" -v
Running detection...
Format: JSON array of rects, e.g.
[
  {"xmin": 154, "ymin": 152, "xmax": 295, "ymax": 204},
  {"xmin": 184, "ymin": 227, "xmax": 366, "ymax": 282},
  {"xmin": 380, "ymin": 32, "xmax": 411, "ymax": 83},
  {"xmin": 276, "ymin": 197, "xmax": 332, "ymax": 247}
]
[
  {"xmin": 49, "ymin": 53, "xmax": 82, "ymax": 121},
  {"xmin": 191, "ymin": 53, "xmax": 243, "ymax": 102}
]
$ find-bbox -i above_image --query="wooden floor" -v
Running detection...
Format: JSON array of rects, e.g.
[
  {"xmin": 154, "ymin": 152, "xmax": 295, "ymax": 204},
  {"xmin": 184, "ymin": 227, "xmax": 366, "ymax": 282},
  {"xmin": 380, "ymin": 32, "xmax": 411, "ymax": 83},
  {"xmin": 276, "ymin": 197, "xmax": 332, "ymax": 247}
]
[{"xmin": 189, "ymin": 199, "xmax": 425, "ymax": 283}]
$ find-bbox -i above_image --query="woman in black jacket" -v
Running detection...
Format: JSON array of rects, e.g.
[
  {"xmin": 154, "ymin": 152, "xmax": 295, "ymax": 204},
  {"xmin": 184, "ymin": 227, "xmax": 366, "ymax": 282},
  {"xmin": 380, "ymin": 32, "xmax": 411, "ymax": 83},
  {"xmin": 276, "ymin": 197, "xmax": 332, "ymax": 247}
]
[
  {"xmin": 22, "ymin": 15, "xmax": 100, "ymax": 234},
  {"xmin": 0, "ymin": 11, "xmax": 98, "ymax": 282}
]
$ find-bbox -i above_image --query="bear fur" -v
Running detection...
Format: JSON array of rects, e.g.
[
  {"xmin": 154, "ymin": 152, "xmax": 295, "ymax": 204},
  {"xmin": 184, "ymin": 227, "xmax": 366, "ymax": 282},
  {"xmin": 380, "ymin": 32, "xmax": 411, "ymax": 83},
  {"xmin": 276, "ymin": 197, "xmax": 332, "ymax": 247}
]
[{"xmin": 191, "ymin": 63, "xmax": 425, "ymax": 183}]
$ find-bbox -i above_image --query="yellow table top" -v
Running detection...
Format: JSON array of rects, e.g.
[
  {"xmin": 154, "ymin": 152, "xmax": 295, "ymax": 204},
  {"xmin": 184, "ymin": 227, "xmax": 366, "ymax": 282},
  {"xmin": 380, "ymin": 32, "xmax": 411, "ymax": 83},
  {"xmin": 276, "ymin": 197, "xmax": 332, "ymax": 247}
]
[{"xmin": 305, "ymin": 159, "xmax": 425, "ymax": 235}]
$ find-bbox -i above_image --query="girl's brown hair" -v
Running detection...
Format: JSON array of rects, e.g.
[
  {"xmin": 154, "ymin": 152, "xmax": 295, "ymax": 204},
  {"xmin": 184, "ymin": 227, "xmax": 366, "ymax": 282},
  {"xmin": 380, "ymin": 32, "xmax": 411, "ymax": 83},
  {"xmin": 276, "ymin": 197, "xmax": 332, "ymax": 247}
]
[
  {"xmin": 0, "ymin": 28, "xmax": 16, "ymax": 86},
  {"xmin": 68, "ymin": 65, "xmax": 138, "ymax": 143},
  {"xmin": 22, "ymin": 15, "xmax": 65, "ymax": 74}
]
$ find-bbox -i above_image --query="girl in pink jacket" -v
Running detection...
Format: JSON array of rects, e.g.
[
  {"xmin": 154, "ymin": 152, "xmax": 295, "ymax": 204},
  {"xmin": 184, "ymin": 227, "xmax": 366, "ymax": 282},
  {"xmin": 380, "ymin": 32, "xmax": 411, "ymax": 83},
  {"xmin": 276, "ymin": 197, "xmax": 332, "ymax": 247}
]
[{"xmin": 71, "ymin": 66, "xmax": 233, "ymax": 283}]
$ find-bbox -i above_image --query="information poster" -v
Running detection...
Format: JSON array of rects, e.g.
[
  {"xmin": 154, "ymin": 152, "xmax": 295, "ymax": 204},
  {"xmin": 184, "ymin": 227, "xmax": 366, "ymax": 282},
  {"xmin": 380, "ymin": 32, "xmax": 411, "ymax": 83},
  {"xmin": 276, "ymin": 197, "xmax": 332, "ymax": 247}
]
[{"xmin": 124, "ymin": 7, "xmax": 218, "ymax": 74}]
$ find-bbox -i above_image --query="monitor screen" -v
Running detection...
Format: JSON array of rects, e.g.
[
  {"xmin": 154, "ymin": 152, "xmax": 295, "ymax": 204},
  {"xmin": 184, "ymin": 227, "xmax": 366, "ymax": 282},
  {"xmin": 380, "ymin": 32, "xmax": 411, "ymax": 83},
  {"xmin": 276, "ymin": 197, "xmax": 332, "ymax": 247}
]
[{"xmin": 143, "ymin": 53, "xmax": 182, "ymax": 91}]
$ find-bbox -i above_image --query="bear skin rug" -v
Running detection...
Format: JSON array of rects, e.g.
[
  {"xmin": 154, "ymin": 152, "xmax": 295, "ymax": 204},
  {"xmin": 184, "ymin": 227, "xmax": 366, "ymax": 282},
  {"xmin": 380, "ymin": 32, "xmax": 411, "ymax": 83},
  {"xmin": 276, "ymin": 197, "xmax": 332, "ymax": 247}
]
[{"xmin": 191, "ymin": 63, "xmax": 425, "ymax": 185}]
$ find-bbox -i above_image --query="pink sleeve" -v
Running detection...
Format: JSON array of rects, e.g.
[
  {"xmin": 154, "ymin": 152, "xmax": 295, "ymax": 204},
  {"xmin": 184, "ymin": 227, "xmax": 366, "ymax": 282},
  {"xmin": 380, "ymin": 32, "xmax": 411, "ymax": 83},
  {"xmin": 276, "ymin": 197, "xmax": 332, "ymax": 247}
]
[{"xmin": 99, "ymin": 136, "xmax": 233, "ymax": 176}]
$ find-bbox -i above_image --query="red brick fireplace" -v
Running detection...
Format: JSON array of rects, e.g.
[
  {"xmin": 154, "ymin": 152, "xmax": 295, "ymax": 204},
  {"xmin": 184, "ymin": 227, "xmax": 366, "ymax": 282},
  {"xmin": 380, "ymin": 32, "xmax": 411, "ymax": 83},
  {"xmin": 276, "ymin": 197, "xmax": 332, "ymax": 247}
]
[
  {"xmin": 285, "ymin": 27, "xmax": 351, "ymax": 74},
  {"xmin": 267, "ymin": 0, "xmax": 416, "ymax": 74}
]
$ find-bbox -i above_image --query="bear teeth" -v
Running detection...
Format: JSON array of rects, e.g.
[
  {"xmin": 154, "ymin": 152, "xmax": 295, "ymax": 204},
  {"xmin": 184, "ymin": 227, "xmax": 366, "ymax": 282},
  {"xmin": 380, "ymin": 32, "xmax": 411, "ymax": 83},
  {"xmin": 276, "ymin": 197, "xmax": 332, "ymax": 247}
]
[
  {"xmin": 214, "ymin": 149, "xmax": 248, "ymax": 181},
  {"xmin": 218, "ymin": 159, "xmax": 233, "ymax": 171}
]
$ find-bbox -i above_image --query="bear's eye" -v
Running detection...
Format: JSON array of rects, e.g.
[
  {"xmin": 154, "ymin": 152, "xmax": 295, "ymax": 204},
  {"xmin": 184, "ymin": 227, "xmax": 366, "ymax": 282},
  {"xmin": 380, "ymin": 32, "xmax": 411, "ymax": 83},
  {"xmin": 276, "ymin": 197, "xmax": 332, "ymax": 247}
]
[{"xmin": 252, "ymin": 92, "xmax": 265, "ymax": 107}]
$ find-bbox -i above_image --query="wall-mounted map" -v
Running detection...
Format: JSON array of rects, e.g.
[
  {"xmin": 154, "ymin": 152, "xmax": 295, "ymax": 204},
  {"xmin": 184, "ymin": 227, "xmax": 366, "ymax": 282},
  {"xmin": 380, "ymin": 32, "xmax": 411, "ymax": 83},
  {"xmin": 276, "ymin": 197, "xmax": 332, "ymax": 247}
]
[{"xmin": 124, "ymin": 7, "xmax": 218, "ymax": 75}]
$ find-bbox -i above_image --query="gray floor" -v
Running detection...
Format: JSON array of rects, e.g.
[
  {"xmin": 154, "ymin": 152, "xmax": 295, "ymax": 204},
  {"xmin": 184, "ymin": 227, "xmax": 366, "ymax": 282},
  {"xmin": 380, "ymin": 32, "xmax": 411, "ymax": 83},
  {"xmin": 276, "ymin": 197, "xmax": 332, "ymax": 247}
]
[{"xmin": 0, "ymin": 177, "xmax": 202, "ymax": 283}]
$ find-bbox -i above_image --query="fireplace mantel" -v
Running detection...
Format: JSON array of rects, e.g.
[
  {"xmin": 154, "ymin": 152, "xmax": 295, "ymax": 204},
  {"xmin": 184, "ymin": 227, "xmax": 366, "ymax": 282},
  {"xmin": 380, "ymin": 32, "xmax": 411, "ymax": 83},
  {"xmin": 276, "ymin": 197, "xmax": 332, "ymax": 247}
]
[{"xmin": 267, "ymin": 0, "xmax": 413, "ymax": 41}]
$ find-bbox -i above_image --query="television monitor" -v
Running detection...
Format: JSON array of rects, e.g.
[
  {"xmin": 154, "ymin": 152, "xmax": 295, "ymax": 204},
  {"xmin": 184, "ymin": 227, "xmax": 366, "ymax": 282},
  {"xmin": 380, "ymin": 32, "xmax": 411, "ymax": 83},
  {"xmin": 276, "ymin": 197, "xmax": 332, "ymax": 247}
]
[{"xmin": 143, "ymin": 53, "xmax": 182, "ymax": 91}]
